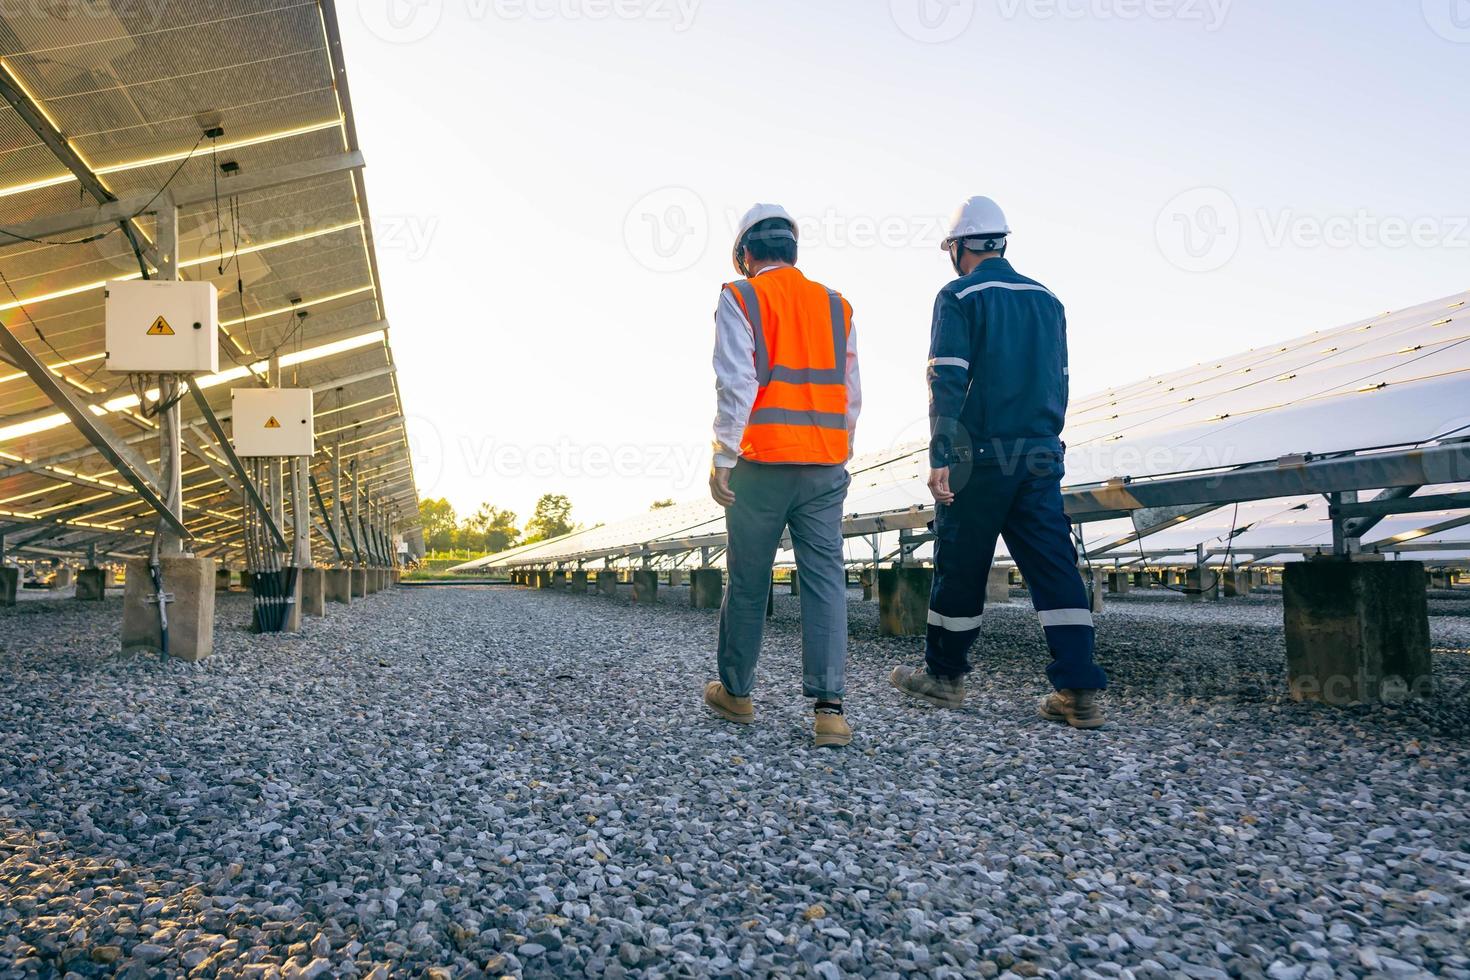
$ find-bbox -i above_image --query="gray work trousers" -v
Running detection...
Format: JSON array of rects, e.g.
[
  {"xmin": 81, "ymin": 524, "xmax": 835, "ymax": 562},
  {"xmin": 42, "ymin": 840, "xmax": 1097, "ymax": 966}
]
[{"xmin": 717, "ymin": 459, "xmax": 850, "ymax": 701}]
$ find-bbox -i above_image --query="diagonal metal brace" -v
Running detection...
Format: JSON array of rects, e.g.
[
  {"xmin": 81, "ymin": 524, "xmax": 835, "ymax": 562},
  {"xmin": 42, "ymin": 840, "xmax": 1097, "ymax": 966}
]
[{"xmin": 185, "ymin": 377, "xmax": 286, "ymax": 551}]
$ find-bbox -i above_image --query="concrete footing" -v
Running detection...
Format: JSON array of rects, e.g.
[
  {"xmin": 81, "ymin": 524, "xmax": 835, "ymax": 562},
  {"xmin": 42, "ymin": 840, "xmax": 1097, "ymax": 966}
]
[
  {"xmin": 1185, "ymin": 567, "xmax": 1215, "ymax": 602},
  {"xmin": 301, "ymin": 568, "xmax": 326, "ymax": 617},
  {"xmin": 1, "ymin": 567, "xmax": 16, "ymax": 607},
  {"xmin": 986, "ymin": 566, "xmax": 1012, "ymax": 605},
  {"xmin": 860, "ymin": 568, "xmax": 874, "ymax": 601},
  {"xmin": 788, "ymin": 570, "xmax": 800, "ymax": 596},
  {"xmin": 668, "ymin": 569, "xmax": 684, "ymax": 588},
  {"xmin": 365, "ymin": 568, "xmax": 380, "ymax": 595},
  {"xmin": 879, "ymin": 566, "xmax": 933, "ymax": 637},
  {"xmin": 570, "ymin": 570, "xmax": 589, "ymax": 593},
  {"xmin": 51, "ymin": 566, "xmax": 74, "ymax": 590},
  {"xmin": 352, "ymin": 567, "xmax": 367, "ymax": 598},
  {"xmin": 596, "ymin": 570, "xmax": 618, "ymax": 596},
  {"xmin": 327, "ymin": 568, "xmax": 353, "ymax": 604},
  {"xmin": 121, "ymin": 556, "xmax": 216, "ymax": 661},
  {"xmin": 691, "ymin": 568, "xmax": 723, "ymax": 609},
  {"xmin": 239, "ymin": 569, "xmax": 254, "ymax": 591},
  {"xmin": 633, "ymin": 569, "xmax": 657, "ymax": 603},
  {"xmin": 216, "ymin": 568, "xmax": 233, "ymax": 591},
  {"xmin": 1085, "ymin": 569, "xmax": 1106, "ymax": 614},
  {"xmin": 76, "ymin": 568, "xmax": 106, "ymax": 601},
  {"xmin": 1222, "ymin": 570, "xmax": 1251, "ymax": 597},
  {"xmin": 1284, "ymin": 559, "xmax": 1432, "ymax": 704},
  {"xmin": 1107, "ymin": 571, "xmax": 1132, "ymax": 594},
  {"xmin": 283, "ymin": 570, "xmax": 303, "ymax": 632}
]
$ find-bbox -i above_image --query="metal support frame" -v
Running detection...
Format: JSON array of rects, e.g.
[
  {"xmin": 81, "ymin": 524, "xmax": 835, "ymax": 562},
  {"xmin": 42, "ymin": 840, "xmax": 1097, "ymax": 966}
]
[{"xmin": 310, "ymin": 472, "xmax": 345, "ymax": 562}]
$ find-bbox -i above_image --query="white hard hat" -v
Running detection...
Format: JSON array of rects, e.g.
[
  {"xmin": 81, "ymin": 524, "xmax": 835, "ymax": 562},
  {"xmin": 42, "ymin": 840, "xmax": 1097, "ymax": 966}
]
[
  {"xmin": 733, "ymin": 203, "xmax": 798, "ymax": 274},
  {"xmin": 941, "ymin": 196, "xmax": 1011, "ymax": 250}
]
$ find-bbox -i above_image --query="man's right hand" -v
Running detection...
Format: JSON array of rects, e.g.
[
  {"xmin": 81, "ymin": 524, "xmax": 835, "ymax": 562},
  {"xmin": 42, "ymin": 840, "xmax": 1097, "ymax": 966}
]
[
  {"xmin": 928, "ymin": 466, "xmax": 955, "ymax": 505},
  {"xmin": 710, "ymin": 466, "xmax": 736, "ymax": 507}
]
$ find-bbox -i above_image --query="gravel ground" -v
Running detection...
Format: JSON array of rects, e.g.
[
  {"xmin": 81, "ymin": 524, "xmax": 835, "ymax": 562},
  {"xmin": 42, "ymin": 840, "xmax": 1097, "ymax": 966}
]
[{"xmin": 1, "ymin": 583, "xmax": 1468, "ymax": 979}]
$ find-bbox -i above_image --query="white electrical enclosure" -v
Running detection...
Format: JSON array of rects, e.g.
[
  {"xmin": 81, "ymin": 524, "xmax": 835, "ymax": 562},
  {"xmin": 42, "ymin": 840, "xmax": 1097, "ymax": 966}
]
[
  {"xmin": 104, "ymin": 279, "xmax": 219, "ymax": 373},
  {"xmin": 232, "ymin": 388, "xmax": 315, "ymax": 457}
]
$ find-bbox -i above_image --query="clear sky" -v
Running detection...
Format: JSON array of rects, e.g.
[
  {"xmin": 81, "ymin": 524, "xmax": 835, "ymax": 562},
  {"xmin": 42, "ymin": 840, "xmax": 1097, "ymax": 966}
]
[{"xmin": 337, "ymin": 0, "xmax": 1470, "ymax": 529}]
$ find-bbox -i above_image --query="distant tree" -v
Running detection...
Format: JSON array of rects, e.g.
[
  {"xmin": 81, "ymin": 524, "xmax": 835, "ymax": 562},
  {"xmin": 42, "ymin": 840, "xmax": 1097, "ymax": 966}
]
[
  {"xmin": 466, "ymin": 503, "xmax": 520, "ymax": 554},
  {"xmin": 650, "ymin": 499, "xmax": 675, "ymax": 511},
  {"xmin": 523, "ymin": 493, "xmax": 576, "ymax": 544},
  {"xmin": 419, "ymin": 498, "xmax": 457, "ymax": 553}
]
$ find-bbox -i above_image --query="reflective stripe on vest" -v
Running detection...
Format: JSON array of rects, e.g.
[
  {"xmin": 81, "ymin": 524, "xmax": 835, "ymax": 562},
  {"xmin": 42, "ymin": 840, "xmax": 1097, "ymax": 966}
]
[{"xmin": 730, "ymin": 279, "xmax": 847, "ymax": 387}]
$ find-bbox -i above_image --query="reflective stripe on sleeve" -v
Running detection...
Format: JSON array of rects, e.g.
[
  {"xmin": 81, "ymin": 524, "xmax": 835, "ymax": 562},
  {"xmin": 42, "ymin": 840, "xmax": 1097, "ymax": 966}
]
[
  {"xmin": 957, "ymin": 281, "xmax": 1057, "ymax": 301},
  {"xmin": 928, "ymin": 609, "xmax": 983, "ymax": 631},
  {"xmin": 748, "ymin": 408, "xmax": 848, "ymax": 430},
  {"xmin": 1037, "ymin": 608, "xmax": 1094, "ymax": 628},
  {"xmin": 928, "ymin": 357, "xmax": 970, "ymax": 370}
]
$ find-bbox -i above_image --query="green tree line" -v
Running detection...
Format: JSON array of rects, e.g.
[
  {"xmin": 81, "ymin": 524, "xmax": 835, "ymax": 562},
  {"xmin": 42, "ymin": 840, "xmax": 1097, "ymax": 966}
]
[{"xmin": 418, "ymin": 494, "xmax": 577, "ymax": 556}]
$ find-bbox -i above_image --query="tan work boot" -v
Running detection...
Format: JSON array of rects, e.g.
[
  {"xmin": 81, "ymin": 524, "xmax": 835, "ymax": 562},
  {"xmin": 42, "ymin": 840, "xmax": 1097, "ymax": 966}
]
[
  {"xmin": 813, "ymin": 702, "xmax": 851, "ymax": 748},
  {"xmin": 704, "ymin": 681, "xmax": 754, "ymax": 725},
  {"xmin": 1039, "ymin": 689, "xmax": 1105, "ymax": 730},
  {"xmin": 889, "ymin": 665, "xmax": 965, "ymax": 708}
]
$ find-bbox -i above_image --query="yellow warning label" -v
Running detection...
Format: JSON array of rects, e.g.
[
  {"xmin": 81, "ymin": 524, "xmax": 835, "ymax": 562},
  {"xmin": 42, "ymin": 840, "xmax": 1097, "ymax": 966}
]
[
  {"xmin": 146, "ymin": 315, "xmax": 174, "ymax": 336},
  {"xmin": 264, "ymin": 416, "xmax": 281, "ymax": 429}
]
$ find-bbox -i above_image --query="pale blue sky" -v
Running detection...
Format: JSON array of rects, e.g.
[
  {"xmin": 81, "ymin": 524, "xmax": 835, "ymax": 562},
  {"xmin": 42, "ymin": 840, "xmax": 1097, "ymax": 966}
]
[{"xmin": 337, "ymin": 0, "xmax": 1470, "ymax": 527}]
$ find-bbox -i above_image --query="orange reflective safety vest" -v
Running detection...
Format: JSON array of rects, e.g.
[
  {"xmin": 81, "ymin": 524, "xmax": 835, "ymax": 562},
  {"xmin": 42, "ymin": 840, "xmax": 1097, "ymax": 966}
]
[{"xmin": 724, "ymin": 266, "xmax": 854, "ymax": 465}]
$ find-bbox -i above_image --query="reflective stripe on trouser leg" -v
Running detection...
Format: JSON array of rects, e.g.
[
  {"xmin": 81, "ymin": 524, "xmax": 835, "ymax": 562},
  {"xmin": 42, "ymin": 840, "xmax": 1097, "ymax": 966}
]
[
  {"xmin": 785, "ymin": 464, "xmax": 851, "ymax": 700},
  {"xmin": 716, "ymin": 461, "xmax": 789, "ymax": 697},
  {"xmin": 999, "ymin": 470, "xmax": 1109, "ymax": 692}
]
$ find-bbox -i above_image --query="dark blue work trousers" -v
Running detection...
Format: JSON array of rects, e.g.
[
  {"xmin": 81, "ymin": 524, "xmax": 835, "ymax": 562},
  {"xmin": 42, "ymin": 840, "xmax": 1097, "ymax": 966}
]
[{"xmin": 925, "ymin": 455, "xmax": 1108, "ymax": 692}]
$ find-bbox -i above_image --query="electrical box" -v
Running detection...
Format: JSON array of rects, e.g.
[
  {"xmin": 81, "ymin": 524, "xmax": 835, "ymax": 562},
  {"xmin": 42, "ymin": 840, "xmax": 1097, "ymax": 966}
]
[
  {"xmin": 231, "ymin": 388, "xmax": 314, "ymax": 457},
  {"xmin": 104, "ymin": 280, "xmax": 219, "ymax": 374}
]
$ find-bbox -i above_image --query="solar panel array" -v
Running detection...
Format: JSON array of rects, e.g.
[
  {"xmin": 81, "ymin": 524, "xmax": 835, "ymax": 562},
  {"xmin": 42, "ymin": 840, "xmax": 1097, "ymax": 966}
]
[
  {"xmin": 463, "ymin": 289, "xmax": 1470, "ymax": 571},
  {"xmin": 0, "ymin": 2, "xmax": 418, "ymax": 563}
]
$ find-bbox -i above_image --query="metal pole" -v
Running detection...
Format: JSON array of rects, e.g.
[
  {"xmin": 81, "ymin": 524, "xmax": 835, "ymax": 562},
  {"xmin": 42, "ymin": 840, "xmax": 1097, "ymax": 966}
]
[
  {"xmin": 156, "ymin": 203, "xmax": 185, "ymax": 556},
  {"xmin": 291, "ymin": 456, "xmax": 311, "ymax": 569},
  {"xmin": 352, "ymin": 466, "xmax": 362, "ymax": 565}
]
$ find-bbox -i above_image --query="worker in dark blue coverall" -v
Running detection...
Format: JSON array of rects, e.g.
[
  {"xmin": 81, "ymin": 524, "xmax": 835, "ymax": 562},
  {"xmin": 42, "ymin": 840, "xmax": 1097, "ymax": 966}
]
[{"xmin": 889, "ymin": 196, "xmax": 1109, "ymax": 729}]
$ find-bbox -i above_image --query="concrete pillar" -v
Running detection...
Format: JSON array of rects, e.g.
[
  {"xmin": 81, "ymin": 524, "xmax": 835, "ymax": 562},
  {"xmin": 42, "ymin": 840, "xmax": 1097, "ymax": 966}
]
[
  {"xmin": 75, "ymin": 568, "xmax": 106, "ymax": 601},
  {"xmin": 1222, "ymin": 570, "xmax": 1251, "ymax": 597},
  {"xmin": 301, "ymin": 568, "xmax": 326, "ymax": 617},
  {"xmin": 860, "ymin": 568, "xmax": 874, "ymax": 601},
  {"xmin": 767, "ymin": 577, "xmax": 775, "ymax": 618},
  {"xmin": 569, "ymin": 570, "xmax": 589, "ymax": 594},
  {"xmin": 51, "ymin": 566, "xmax": 74, "ymax": 590},
  {"xmin": 326, "ymin": 568, "xmax": 353, "ymax": 605},
  {"xmin": 633, "ymin": 569, "xmax": 658, "ymax": 603},
  {"xmin": 879, "ymin": 566, "xmax": 933, "ymax": 637},
  {"xmin": 597, "ymin": 570, "xmax": 619, "ymax": 596},
  {"xmin": 668, "ymin": 569, "xmax": 684, "ymax": 588},
  {"xmin": 215, "ymin": 568, "xmax": 232, "ymax": 591},
  {"xmin": 1430, "ymin": 571, "xmax": 1453, "ymax": 589},
  {"xmin": 986, "ymin": 566, "xmax": 1012, "ymax": 605},
  {"xmin": 1107, "ymin": 570, "xmax": 1132, "ymax": 594},
  {"xmin": 1184, "ymin": 567, "xmax": 1215, "ymax": 602},
  {"xmin": 691, "ymin": 568, "xmax": 723, "ymax": 608},
  {"xmin": 1131, "ymin": 571, "xmax": 1148, "ymax": 588},
  {"xmin": 1284, "ymin": 560, "xmax": 1432, "ymax": 704},
  {"xmin": 239, "ymin": 569, "xmax": 254, "ymax": 591},
  {"xmin": 352, "ymin": 567, "xmax": 367, "ymax": 598},
  {"xmin": 788, "ymin": 570, "xmax": 800, "ymax": 596},
  {"xmin": 551, "ymin": 570, "xmax": 567, "ymax": 589},
  {"xmin": 1, "ymin": 567, "xmax": 17, "ymax": 607},
  {"xmin": 282, "ymin": 570, "xmax": 303, "ymax": 633},
  {"xmin": 121, "ymin": 556, "xmax": 216, "ymax": 662},
  {"xmin": 1009, "ymin": 568, "xmax": 1023, "ymax": 587},
  {"xmin": 1087, "ymin": 568, "xmax": 1106, "ymax": 614}
]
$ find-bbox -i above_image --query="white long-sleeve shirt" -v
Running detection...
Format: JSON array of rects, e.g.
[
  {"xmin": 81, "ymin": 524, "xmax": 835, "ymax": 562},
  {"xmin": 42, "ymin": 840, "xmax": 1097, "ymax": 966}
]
[{"xmin": 712, "ymin": 265, "xmax": 862, "ymax": 468}]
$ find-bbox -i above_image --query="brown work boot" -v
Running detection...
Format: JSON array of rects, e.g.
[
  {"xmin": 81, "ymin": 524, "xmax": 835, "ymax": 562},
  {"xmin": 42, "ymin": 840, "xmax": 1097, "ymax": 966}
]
[
  {"xmin": 889, "ymin": 665, "xmax": 966, "ymax": 708},
  {"xmin": 1039, "ymin": 689, "xmax": 1106, "ymax": 730},
  {"xmin": 704, "ymin": 681, "xmax": 754, "ymax": 725},
  {"xmin": 813, "ymin": 702, "xmax": 851, "ymax": 748}
]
